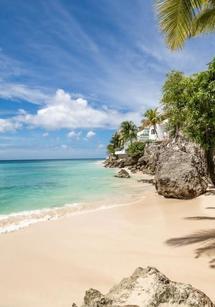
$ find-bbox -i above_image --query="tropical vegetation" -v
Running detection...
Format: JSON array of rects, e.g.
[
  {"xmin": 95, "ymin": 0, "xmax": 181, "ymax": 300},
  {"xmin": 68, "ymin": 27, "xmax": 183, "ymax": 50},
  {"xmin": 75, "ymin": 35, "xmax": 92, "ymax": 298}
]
[
  {"xmin": 160, "ymin": 58, "xmax": 215, "ymax": 184},
  {"xmin": 106, "ymin": 121, "xmax": 137, "ymax": 155},
  {"xmin": 107, "ymin": 57, "xmax": 215, "ymax": 185},
  {"xmin": 107, "ymin": 132, "xmax": 122, "ymax": 155},
  {"xmin": 126, "ymin": 141, "xmax": 145, "ymax": 158},
  {"xmin": 183, "ymin": 59, "xmax": 215, "ymax": 184},
  {"xmin": 156, "ymin": 0, "xmax": 215, "ymax": 50},
  {"xmin": 161, "ymin": 71, "xmax": 188, "ymax": 137},
  {"xmin": 142, "ymin": 108, "xmax": 162, "ymax": 136},
  {"xmin": 119, "ymin": 121, "xmax": 138, "ymax": 145}
]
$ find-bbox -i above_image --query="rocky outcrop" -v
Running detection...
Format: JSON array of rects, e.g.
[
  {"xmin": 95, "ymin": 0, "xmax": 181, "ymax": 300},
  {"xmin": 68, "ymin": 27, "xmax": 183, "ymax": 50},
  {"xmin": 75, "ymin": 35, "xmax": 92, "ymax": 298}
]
[
  {"xmin": 104, "ymin": 137, "xmax": 210, "ymax": 199},
  {"xmin": 115, "ymin": 169, "xmax": 130, "ymax": 178},
  {"xmin": 104, "ymin": 142, "xmax": 165, "ymax": 175},
  {"xmin": 136, "ymin": 142, "xmax": 165, "ymax": 175},
  {"xmin": 77, "ymin": 267, "xmax": 214, "ymax": 307},
  {"xmin": 104, "ymin": 156, "xmax": 138, "ymax": 169},
  {"xmin": 155, "ymin": 139, "xmax": 208, "ymax": 199}
]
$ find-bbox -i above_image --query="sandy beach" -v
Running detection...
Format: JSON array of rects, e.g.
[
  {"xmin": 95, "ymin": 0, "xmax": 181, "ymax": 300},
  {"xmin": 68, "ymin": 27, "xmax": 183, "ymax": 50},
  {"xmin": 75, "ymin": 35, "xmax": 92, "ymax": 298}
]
[{"xmin": 0, "ymin": 184, "xmax": 214, "ymax": 307}]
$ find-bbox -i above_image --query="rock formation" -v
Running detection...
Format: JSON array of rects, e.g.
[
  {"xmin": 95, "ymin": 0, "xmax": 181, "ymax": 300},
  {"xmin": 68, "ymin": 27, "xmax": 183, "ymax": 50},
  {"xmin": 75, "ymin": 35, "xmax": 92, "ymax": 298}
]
[
  {"xmin": 76, "ymin": 267, "xmax": 214, "ymax": 307},
  {"xmin": 115, "ymin": 169, "xmax": 130, "ymax": 178},
  {"xmin": 155, "ymin": 139, "xmax": 208, "ymax": 199},
  {"xmin": 104, "ymin": 137, "xmax": 209, "ymax": 199}
]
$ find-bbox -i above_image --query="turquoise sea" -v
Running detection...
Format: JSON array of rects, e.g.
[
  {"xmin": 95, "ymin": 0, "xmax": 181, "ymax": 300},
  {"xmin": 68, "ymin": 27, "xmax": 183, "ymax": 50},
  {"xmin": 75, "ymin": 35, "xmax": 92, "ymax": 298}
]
[
  {"xmin": 0, "ymin": 159, "xmax": 130, "ymax": 215},
  {"xmin": 0, "ymin": 159, "xmax": 145, "ymax": 233}
]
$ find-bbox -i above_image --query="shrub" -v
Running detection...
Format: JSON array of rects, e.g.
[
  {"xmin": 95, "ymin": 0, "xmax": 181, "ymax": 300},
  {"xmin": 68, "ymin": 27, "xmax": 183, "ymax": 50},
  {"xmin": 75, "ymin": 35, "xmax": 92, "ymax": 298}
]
[{"xmin": 126, "ymin": 141, "xmax": 145, "ymax": 158}]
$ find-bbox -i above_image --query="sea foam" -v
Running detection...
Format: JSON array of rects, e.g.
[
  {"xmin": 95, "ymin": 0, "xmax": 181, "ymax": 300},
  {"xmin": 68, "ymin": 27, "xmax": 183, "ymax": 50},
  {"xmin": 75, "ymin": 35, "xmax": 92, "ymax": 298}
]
[{"xmin": 0, "ymin": 200, "xmax": 137, "ymax": 234}]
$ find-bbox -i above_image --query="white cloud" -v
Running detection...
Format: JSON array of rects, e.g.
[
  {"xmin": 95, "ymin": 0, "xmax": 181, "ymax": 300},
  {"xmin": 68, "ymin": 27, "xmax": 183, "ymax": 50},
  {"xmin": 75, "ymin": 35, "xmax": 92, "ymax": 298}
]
[
  {"xmin": 0, "ymin": 82, "xmax": 49, "ymax": 104},
  {"xmin": 0, "ymin": 119, "xmax": 21, "ymax": 133},
  {"xmin": 68, "ymin": 130, "xmax": 82, "ymax": 139},
  {"xmin": 13, "ymin": 89, "xmax": 141, "ymax": 131},
  {"xmin": 42, "ymin": 132, "xmax": 49, "ymax": 137},
  {"xmin": 0, "ymin": 89, "xmax": 142, "ymax": 134},
  {"xmin": 86, "ymin": 130, "xmax": 96, "ymax": 138},
  {"xmin": 97, "ymin": 144, "xmax": 104, "ymax": 149}
]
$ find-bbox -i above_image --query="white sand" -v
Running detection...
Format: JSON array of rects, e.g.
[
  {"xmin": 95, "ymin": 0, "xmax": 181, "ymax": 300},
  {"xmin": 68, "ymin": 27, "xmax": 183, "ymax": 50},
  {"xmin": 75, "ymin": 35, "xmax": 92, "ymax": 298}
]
[{"xmin": 0, "ymin": 186, "xmax": 214, "ymax": 306}]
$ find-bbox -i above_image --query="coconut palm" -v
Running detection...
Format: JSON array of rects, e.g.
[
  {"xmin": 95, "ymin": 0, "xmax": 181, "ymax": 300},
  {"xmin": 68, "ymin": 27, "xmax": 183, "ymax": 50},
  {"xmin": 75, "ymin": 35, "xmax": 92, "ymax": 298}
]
[
  {"xmin": 156, "ymin": 0, "xmax": 215, "ymax": 50},
  {"xmin": 107, "ymin": 143, "xmax": 115, "ymax": 155},
  {"xmin": 120, "ymin": 121, "xmax": 137, "ymax": 145},
  {"xmin": 106, "ymin": 132, "xmax": 122, "ymax": 155},
  {"xmin": 110, "ymin": 132, "xmax": 122, "ymax": 149},
  {"xmin": 143, "ymin": 108, "xmax": 162, "ymax": 136}
]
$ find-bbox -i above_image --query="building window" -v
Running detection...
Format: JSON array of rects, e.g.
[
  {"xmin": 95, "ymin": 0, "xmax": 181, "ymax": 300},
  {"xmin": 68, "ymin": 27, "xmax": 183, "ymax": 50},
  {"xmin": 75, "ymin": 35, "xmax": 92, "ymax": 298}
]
[
  {"xmin": 142, "ymin": 128, "xmax": 149, "ymax": 136},
  {"xmin": 151, "ymin": 128, "xmax": 156, "ymax": 135}
]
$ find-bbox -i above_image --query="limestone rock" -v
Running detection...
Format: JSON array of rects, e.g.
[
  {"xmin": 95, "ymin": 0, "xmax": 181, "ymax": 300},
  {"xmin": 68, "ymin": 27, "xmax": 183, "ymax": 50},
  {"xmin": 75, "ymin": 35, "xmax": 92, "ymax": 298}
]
[
  {"xmin": 155, "ymin": 141, "xmax": 208, "ymax": 199},
  {"xmin": 115, "ymin": 169, "xmax": 130, "ymax": 178},
  {"xmin": 138, "ymin": 142, "xmax": 164, "ymax": 175},
  {"xmin": 80, "ymin": 267, "xmax": 214, "ymax": 307}
]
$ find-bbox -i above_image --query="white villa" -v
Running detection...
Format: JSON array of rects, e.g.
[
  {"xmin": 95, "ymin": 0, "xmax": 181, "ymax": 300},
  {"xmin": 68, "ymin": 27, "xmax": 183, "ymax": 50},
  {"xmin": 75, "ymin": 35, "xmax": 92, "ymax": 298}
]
[
  {"xmin": 115, "ymin": 120, "xmax": 168, "ymax": 157},
  {"xmin": 137, "ymin": 120, "xmax": 168, "ymax": 142}
]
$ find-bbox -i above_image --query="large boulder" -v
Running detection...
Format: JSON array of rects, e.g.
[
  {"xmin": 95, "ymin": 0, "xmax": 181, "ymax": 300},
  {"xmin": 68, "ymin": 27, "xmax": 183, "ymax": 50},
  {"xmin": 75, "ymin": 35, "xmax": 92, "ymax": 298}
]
[
  {"xmin": 79, "ymin": 267, "xmax": 214, "ymax": 307},
  {"xmin": 155, "ymin": 140, "xmax": 208, "ymax": 199},
  {"xmin": 114, "ymin": 169, "xmax": 130, "ymax": 178}
]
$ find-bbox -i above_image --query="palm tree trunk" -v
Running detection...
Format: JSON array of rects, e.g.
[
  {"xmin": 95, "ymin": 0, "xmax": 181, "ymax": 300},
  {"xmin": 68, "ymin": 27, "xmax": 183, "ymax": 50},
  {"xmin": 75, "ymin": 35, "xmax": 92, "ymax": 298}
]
[
  {"xmin": 154, "ymin": 124, "xmax": 158, "ymax": 139},
  {"xmin": 205, "ymin": 147, "xmax": 215, "ymax": 185},
  {"xmin": 175, "ymin": 124, "xmax": 180, "ymax": 140}
]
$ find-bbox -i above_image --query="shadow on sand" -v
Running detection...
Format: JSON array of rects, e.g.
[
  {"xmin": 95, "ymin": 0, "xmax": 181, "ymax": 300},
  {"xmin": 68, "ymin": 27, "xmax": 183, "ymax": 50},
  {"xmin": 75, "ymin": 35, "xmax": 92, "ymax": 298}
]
[
  {"xmin": 205, "ymin": 189, "xmax": 215, "ymax": 196},
  {"xmin": 166, "ymin": 229, "xmax": 215, "ymax": 268},
  {"xmin": 166, "ymin": 188, "xmax": 215, "ymax": 268}
]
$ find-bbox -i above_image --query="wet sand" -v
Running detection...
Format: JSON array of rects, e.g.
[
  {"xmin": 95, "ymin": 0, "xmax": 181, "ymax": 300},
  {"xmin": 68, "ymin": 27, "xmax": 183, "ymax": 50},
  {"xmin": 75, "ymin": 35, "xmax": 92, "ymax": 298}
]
[{"xmin": 0, "ymin": 186, "xmax": 214, "ymax": 306}]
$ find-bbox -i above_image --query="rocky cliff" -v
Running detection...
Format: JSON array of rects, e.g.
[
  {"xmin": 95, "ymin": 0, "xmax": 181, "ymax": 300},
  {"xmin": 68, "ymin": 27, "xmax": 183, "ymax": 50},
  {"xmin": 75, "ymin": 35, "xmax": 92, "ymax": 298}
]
[{"xmin": 104, "ymin": 138, "xmax": 209, "ymax": 199}]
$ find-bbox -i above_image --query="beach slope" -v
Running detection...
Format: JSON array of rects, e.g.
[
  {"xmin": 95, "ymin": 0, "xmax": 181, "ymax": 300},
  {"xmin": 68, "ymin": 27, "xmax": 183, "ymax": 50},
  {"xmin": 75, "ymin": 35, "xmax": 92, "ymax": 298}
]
[{"xmin": 0, "ymin": 187, "xmax": 214, "ymax": 306}]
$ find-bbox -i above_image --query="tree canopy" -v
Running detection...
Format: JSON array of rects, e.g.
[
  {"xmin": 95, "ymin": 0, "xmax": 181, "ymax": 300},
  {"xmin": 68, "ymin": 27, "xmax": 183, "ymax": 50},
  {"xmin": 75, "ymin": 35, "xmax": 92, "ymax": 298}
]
[
  {"xmin": 161, "ymin": 71, "xmax": 188, "ymax": 137},
  {"xmin": 143, "ymin": 108, "xmax": 162, "ymax": 135},
  {"xmin": 119, "ymin": 121, "xmax": 137, "ymax": 144}
]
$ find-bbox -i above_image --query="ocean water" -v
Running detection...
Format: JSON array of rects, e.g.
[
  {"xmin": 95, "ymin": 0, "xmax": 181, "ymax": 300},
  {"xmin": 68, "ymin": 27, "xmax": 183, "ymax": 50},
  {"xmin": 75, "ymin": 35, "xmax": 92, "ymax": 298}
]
[
  {"xmin": 0, "ymin": 159, "xmax": 125, "ymax": 215},
  {"xmin": 0, "ymin": 159, "xmax": 145, "ymax": 233}
]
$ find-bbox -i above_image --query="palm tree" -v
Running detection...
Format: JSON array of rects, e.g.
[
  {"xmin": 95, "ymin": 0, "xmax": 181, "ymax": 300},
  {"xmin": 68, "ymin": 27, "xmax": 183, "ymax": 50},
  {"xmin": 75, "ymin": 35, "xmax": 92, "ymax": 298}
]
[
  {"xmin": 143, "ymin": 108, "xmax": 162, "ymax": 136},
  {"xmin": 120, "ymin": 121, "xmax": 137, "ymax": 145},
  {"xmin": 107, "ymin": 143, "xmax": 115, "ymax": 155},
  {"xmin": 106, "ymin": 132, "xmax": 122, "ymax": 155},
  {"xmin": 110, "ymin": 132, "xmax": 122, "ymax": 149},
  {"xmin": 156, "ymin": 0, "xmax": 215, "ymax": 50}
]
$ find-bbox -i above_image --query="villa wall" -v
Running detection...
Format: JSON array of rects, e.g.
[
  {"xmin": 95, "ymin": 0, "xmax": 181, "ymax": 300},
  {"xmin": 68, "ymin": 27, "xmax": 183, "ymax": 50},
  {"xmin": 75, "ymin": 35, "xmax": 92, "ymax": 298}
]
[{"xmin": 137, "ymin": 121, "xmax": 168, "ymax": 142}]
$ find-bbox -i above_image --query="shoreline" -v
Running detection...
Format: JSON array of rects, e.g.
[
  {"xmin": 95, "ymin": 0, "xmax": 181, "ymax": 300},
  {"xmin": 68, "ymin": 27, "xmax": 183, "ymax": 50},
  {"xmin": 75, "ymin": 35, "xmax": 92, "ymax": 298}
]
[
  {"xmin": 0, "ymin": 169, "xmax": 147, "ymax": 234},
  {"xmin": 0, "ymin": 182, "xmax": 214, "ymax": 306}
]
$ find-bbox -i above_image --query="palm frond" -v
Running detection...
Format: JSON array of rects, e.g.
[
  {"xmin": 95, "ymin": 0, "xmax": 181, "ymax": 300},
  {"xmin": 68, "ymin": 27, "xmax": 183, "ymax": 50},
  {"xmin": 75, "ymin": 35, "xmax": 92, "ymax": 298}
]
[
  {"xmin": 156, "ymin": 0, "xmax": 203, "ymax": 50},
  {"xmin": 192, "ymin": 6, "xmax": 215, "ymax": 34}
]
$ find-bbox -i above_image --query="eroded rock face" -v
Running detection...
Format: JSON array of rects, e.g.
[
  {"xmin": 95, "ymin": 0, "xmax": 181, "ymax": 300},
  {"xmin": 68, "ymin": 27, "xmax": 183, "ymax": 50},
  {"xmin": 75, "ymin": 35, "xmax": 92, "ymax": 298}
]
[
  {"xmin": 155, "ymin": 139, "xmax": 208, "ymax": 199},
  {"xmin": 138, "ymin": 142, "xmax": 165, "ymax": 175},
  {"xmin": 104, "ymin": 156, "xmax": 138, "ymax": 169},
  {"xmin": 115, "ymin": 169, "xmax": 130, "ymax": 178},
  {"xmin": 79, "ymin": 267, "xmax": 214, "ymax": 307}
]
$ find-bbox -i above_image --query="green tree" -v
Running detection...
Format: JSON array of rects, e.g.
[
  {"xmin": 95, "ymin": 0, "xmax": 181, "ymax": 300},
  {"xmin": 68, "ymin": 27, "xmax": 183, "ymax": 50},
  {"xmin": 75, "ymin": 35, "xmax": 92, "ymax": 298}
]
[
  {"xmin": 156, "ymin": 0, "xmax": 215, "ymax": 50},
  {"xmin": 106, "ymin": 132, "xmax": 121, "ymax": 155},
  {"xmin": 107, "ymin": 143, "xmax": 115, "ymax": 155},
  {"xmin": 183, "ymin": 58, "xmax": 215, "ymax": 184},
  {"xmin": 120, "ymin": 121, "xmax": 137, "ymax": 145},
  {"xmin": 111, "ymin": 132, "xmax": 122, "ymax": 149},
  {"xmin": 161, "ymin": 71, "xmax": 188, "ymax": 137},
  {"xmin": 143, "ymin": 108, "xmax": 162, "ymax": 136},
  {"xmin": 126, "ymin": 141, "xmax": 145, "ymax": 158}
]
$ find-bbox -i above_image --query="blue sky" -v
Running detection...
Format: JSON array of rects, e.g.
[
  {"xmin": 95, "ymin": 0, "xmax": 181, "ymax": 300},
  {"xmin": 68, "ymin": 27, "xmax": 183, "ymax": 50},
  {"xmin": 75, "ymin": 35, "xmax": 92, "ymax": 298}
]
[{"xmin": 0, "ymin": 0, "xmax": 215, "ymax": 159}]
